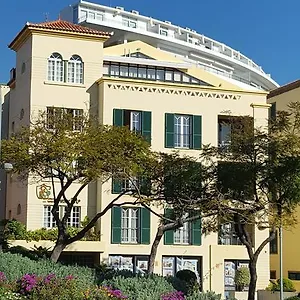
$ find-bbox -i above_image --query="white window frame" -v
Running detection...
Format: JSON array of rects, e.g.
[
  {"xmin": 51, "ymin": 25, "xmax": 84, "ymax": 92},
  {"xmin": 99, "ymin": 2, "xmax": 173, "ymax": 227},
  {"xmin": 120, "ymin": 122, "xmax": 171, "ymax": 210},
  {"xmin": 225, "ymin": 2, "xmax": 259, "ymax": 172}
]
[
  {"xmin": 43, "ymin": 205, "xmax": 57, "ymax": 229},
  {"xmin": 121, "ymin": 208, "xmax": 138, "ymax": 243},
  {"xmin": 174, "ymin": 115, "xmax": 191, "ymax": 148},
  {"xmin": 47, "ymin": 53, "xmax": 64, "ymax": 82},
  {"xmin": 67, "ymin": 55, "xmax": 84, "ymax": 84},
  {"xmin": 174, "ymin": 213, "xmax": 190, "ymax": 244},
  {"xmin": 64, "ymin": 206, "xmax": 81, "ymax": 228},
  {"xmin": 160, "ymin": 28, "xmax": 168, "ymax": 36}
]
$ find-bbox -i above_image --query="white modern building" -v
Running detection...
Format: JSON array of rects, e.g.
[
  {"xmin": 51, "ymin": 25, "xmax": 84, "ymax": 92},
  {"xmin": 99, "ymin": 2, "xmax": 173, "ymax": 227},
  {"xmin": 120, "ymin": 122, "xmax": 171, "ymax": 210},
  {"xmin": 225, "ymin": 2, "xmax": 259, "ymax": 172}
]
[{"xmin": 60, "ymin": 0, "xmax": 278, "ymax": 91}]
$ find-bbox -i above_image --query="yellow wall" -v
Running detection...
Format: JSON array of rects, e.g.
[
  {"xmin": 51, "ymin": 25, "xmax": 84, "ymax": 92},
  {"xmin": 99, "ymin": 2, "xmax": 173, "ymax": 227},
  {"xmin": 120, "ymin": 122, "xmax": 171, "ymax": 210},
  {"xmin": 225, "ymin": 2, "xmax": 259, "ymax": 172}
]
[
  {"xmin": 268, "ymin": 86, "xmax": 300, "ymax": 291},
  {"xmin": 5, "ymin": 30, "xmax": 272, "ymax": 297}
]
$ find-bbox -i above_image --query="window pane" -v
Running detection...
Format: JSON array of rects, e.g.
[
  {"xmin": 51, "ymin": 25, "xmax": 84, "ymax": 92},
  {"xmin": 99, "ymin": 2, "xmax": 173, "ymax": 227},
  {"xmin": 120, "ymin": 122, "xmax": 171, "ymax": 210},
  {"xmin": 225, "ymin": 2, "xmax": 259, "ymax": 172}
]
[
  {"xmin": 156, "ymin": 69, "xmax": 165, "ymax": 80},
  {"xmin": 129, "ymin": 66, "xmax": 138, "ymax": 78},
  {"xmin": 138, "ymin": 67, "xmax": 147, "ymax": 79},
  {"xmin": 103, "ymin": 64, "xmax": 109, "ymax": 75},
  {"xmin": 182, "ymin": 74, "xmax": 190, "ymax": 83},
  {"xmin": 174, "ymin": 72, "xmax": 181, "ymax": 82},
  {"xmin": 174, "ymin": 115, "xmax": 190, "ymax": 148},
  {"xmin": 111, "ymin": 65, "xmax": 120, "ymax": 77},
  {"xmin": 147, "ymin": 68, "xmax": 156, "ymax": 80},
  {"xmin": 120, "ymin": 65, "xmax": 128, "ymax": 77},
  {"xmin": 165, "ymin": 70, "xmax": 173, "ymax": 81},
  {"xmin": 130, "ymin": 111, "xmax": 141, "ymax": 132}
]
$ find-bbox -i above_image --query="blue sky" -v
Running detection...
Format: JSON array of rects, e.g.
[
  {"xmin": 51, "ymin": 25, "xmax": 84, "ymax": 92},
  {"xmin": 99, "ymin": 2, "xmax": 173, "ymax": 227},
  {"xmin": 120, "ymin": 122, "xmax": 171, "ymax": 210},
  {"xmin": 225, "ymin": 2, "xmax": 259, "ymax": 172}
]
[{"xmin": 0, "ymin": 0, "xmax": 298, "ymax": 86}]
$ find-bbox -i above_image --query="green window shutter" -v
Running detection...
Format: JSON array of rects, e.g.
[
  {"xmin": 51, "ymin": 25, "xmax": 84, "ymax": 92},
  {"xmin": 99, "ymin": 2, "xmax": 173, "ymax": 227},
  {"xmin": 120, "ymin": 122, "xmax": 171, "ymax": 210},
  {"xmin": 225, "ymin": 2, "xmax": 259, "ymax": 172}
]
[
  {"xmin": 140, "ymin": 208, "xmax": 150, "ymax": 244},
  {"xmin": 111, "ymin": 207, "xmax": 122, "ymax": 244},
  {"xmin": 112, "ymin": 178, "xmax": 122, "ymax": 194},
  {"xmin": 165, "ymin": 113, "xmax": 174, "ymax": 148},
  {"xmin": 142, "ymin": 111, "xmax": 152, "ymax": 144},
  {"xmin": 191, "ymin": 215, "xmax": 202, "ymax": 245},
  {"xmin": 192, "ymin": 115, "xmax": 202, "ymax": 150},
  {"xmin": 113, "ymin": 109, "xmax": 124, "ymax": 126},
  {"xmin": 164, "ymin": 208, "xmax": 174, "ymax": 245},
  {"xmin": 140, "ymin": 177, "xmax": 151, "ymax": 196}
]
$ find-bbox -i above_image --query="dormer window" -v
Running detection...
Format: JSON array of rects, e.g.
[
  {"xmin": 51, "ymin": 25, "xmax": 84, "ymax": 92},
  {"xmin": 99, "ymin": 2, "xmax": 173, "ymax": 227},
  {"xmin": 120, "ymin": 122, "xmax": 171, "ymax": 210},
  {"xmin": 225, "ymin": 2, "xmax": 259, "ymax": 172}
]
[{"xmin": 48, "ymin": 53, "xmax": 64, "ymax": 82}]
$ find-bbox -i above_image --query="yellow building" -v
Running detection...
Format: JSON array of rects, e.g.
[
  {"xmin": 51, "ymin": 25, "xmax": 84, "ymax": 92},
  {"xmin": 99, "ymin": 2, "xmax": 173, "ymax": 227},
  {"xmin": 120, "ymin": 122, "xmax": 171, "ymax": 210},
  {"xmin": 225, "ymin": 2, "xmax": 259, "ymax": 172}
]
[
  {"xmin": 2, "ymin": 16, "xmax": 273, "ymax": 297},
  {"xmin": 268, "ymin": 81, "xmax": 300, "ymax": 290}
]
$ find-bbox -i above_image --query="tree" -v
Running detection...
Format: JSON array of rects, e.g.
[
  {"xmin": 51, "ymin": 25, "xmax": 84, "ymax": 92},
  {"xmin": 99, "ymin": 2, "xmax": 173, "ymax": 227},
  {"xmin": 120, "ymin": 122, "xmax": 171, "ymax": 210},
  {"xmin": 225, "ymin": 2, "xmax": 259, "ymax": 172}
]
[
  {"xmin": 143, "ymin": 153, "xmax": 216, "ymax": 274},
  {"xmin": 1, "ymin": 112, "xmax": 153, "ymax": 262},
  {"xmin": 201, "ymin": 105, "xmax": 300, "ymax": 300}
]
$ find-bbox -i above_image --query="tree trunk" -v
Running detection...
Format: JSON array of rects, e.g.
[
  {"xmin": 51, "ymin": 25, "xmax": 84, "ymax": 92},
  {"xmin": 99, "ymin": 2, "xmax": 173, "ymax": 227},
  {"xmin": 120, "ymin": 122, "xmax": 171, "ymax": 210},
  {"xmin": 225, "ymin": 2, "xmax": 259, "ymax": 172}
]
[
  {"xmin": 148, "ymin": 226, "xmax": 164, "ymax": 274},
  {"xmin": 248, "ymin": 257, "xmax": 258, "ymax": 300},
  {"xmin": 50, "ymin": 238, "xmax": 67, "ymax": 263}
]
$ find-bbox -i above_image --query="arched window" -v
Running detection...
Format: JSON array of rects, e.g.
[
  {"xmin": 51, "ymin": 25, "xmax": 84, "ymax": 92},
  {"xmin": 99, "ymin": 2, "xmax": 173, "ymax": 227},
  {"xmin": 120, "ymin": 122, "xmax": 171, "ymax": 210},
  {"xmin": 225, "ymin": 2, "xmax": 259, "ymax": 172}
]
[
  {"xmin": 47, "ymin": 53, "xmax": 64, "ymax": 82},
  {"xmin": 67, "ymin": 55, "xmax": 83, "ymax": 84}
]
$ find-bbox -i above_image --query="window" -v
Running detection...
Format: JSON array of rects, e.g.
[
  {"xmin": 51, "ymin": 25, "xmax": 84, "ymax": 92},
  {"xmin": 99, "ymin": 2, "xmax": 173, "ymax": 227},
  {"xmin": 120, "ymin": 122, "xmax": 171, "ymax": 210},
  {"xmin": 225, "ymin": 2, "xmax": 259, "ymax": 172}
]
[
  {"xmin": 48, "ymin": 53, "xmax": 64, "ymax": 82},
  {"xmin": 67, "ymin": 55, "xmax": 83, "ymax": 84},
  {"xmin": 103, "ymin": 62, "xmax": 211, "ymax": 86},
  {"xmin": 43, "ymin": 205, "xmax": 57, "ymax": 228},
  {"xmin": 46, "ymin": 107, "xmax": 83, "ymax": 131},
  {"xmin": 88, "ymin": 11, "xmax": 95, "ymax": 19},
  {"xmin": 111, "ymin": 207, "xmax": 150, "ymax": 244},
  {"xmin": 218, "ymin": 118, "xmax": 232, "ymax": 148},
  {"xmin": 64, "ymin": 206, "xmax": 81, "ymax": 228},
  {"xmin": 165, "ymin": 113, "xmax": 202, "ymax": 149},
  {"xmin": 122, "ymin": 17, "xmax": 137, "ymax": 28},
  {"xmin": 164, "ymin": 209, "xmax": 202, "ymax": 246},
  {"xmin": 109, "ymin": 255, "xmax": 149, "ymax": 274},
  {"xmin": 121, "ymin": 208, "xmax": 138, "ymax": 243},
  {"xmin": 162, "ymin": 256, "xmax": 201, "ymax": 279},
  {"xmin": 270, "ymin": 270, "xmax": 276, "ymax": 280},
  {"xmin": 160, "ymin": 28, "xmax": 168, "ymax": 36},
  {"xmin": 269, "ymin": 102, "xmax": 276, "ymax": 120},
  {"xmin": 174, "ymin": 115, "xmax": 191, "ymax": 148},
  {"xmin": 174, "ymin": 213, "xmax": 190, "ymax": 244},
  {"xmin": 43, "ymin": 205, "xmax": 81, "ymax": 228},
  {"xmin": 17, "ymin": 204, "xmax": 21, "ymax": 215},
  {"xmin": 113, "ymin": 109, "xmax": 151, "ymax": 144},
  {"xmin": 218, "ymin": 116, "xmax": 254, "ymax": 149},
  {"xmin": 270, "ymin": 230, "xmax": 278, "ymax": 254},
  {"xmin": 218, "ymin": 223, "xmax": 242, "ymax": 245},
  {"xmin": 288, "ymin": 272, "xmax": 300, "ymax": 280},
  {"xmin": 96, "ymin": 12, "xmax": 104, "ymax": 21}
]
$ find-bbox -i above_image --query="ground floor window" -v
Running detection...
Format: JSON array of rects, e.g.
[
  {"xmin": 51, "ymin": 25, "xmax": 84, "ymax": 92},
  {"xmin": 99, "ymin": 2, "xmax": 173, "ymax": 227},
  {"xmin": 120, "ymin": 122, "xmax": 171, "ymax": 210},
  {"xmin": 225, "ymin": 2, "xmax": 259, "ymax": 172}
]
[
  {"xmin": 270, "ymin": 270, "xmax": 276, "ymax": 279},
  {"xmin": 162, "ymin": 256, "xmax": 201, "ymax": 284},
  {"xmin": 288, "ymin": 271, "xmax": 300, "ymax": 280},
  {"xmin": 224, "ymin": 260, "xmax": 249, "ymax": 297},
  {"xmin": 108, "ymin": 255, "xmax": 149, "ymax": 274}
]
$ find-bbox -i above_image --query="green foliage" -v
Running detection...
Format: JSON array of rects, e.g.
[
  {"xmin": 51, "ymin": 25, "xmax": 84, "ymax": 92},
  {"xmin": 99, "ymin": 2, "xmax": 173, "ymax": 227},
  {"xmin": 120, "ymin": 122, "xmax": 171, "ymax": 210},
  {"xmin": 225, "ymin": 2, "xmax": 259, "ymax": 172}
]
[
  {"xmin": 186, "ymin": 291, "xmax": 221, "ymax": 300},
  {"xmin": 103, "ymin": 274, "xmax": 174, "ymax": 300},
  {"xmin": 285, "ymin": 297, "xmax": 300, "ymax": 300},
  {"xmin": 235, "ymin": 267, "xmax": 250, "ymax": 291},
  {"xmin": 3, "ymin": 220, "xmax": 99, "ymax": 242},
  {"xmin": 266, "ymin": 278, "xmax": 296, "ymax": 292},
  {"xmin": 175, "ymin": 270, "xmax": 198, "ymax": 295},
  {"xmin": 0, "ymin": 287, "xmax": 24, "ymax": 300},
  {"xmin": 0, "ymin": 252, "xmax": 95, "ymax": 286}
]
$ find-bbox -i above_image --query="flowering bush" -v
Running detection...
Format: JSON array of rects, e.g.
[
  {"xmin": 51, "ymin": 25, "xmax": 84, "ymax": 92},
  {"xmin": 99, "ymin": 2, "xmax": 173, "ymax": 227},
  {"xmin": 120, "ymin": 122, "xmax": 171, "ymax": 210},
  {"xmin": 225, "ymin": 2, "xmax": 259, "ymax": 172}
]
[
  {"xmin": 17, "ymin": 274, "xmax": 39, "ymax": 295},
  {"xmin": 161, "ymin": 291, "xmax": 185, "ymax": 300}
]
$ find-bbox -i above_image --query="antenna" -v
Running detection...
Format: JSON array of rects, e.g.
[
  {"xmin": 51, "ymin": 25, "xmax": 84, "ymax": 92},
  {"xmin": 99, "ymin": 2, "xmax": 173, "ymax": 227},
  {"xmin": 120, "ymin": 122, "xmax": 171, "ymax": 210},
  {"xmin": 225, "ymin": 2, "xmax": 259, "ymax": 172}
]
[{"xmin": 44, "ymin": 12, "xmax": 49, "ymax": 22}]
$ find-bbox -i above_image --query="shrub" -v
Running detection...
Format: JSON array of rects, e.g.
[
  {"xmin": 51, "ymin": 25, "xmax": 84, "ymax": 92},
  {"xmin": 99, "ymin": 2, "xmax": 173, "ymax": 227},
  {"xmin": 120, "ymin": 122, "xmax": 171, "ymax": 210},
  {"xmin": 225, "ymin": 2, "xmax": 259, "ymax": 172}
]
[
  {"xmin": 161, "ymin": 290, "xmax": 185, "ymax": 300},
  {"xmin": 175, "ymin": 270, "xmax": 199, "ymax": 295},
  {"xmin": 235, "ymin": 267, "xmax": 250, "ymax": 291},
  {"xmin": 267, "ymin": 278, "xmax": 296, "ymax": 292},
  {"xmin": 186, "ymin": 291, "xmax": 222, "ymax": 300},
  {"xmin": 285, "ymin": 297, "xmax": 300, "ymax": 300},
  {"xmin": 103, "ymin": 274, "xmax": 174, "ymax": 300},
  {"xmin": 0, "ymin": 252, "xmax": 95, "ymax": 287}
]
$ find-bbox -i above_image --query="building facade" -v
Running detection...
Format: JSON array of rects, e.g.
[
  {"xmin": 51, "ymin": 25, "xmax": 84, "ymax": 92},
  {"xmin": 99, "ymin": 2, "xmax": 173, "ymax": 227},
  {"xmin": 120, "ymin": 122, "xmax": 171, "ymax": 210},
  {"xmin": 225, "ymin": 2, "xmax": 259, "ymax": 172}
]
[
  {"xmin": 268, "ymin": 81, "xmax": 300, "ymax": 290},
  {"xmin": 2, "ymin": 4, "xmax": 275, "ymax": 296}
]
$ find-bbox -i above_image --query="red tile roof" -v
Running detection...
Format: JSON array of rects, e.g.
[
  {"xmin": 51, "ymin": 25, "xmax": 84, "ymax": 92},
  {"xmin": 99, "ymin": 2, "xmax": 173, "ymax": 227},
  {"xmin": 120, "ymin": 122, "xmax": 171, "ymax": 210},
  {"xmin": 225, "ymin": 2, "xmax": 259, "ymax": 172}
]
[
  {"xmin": 26, "ymin": 19, "xmax": 111, "ymax": 37},
  {"xmin": 9, "ymin": 19, "xmax": 111, "ymax": 50}
]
